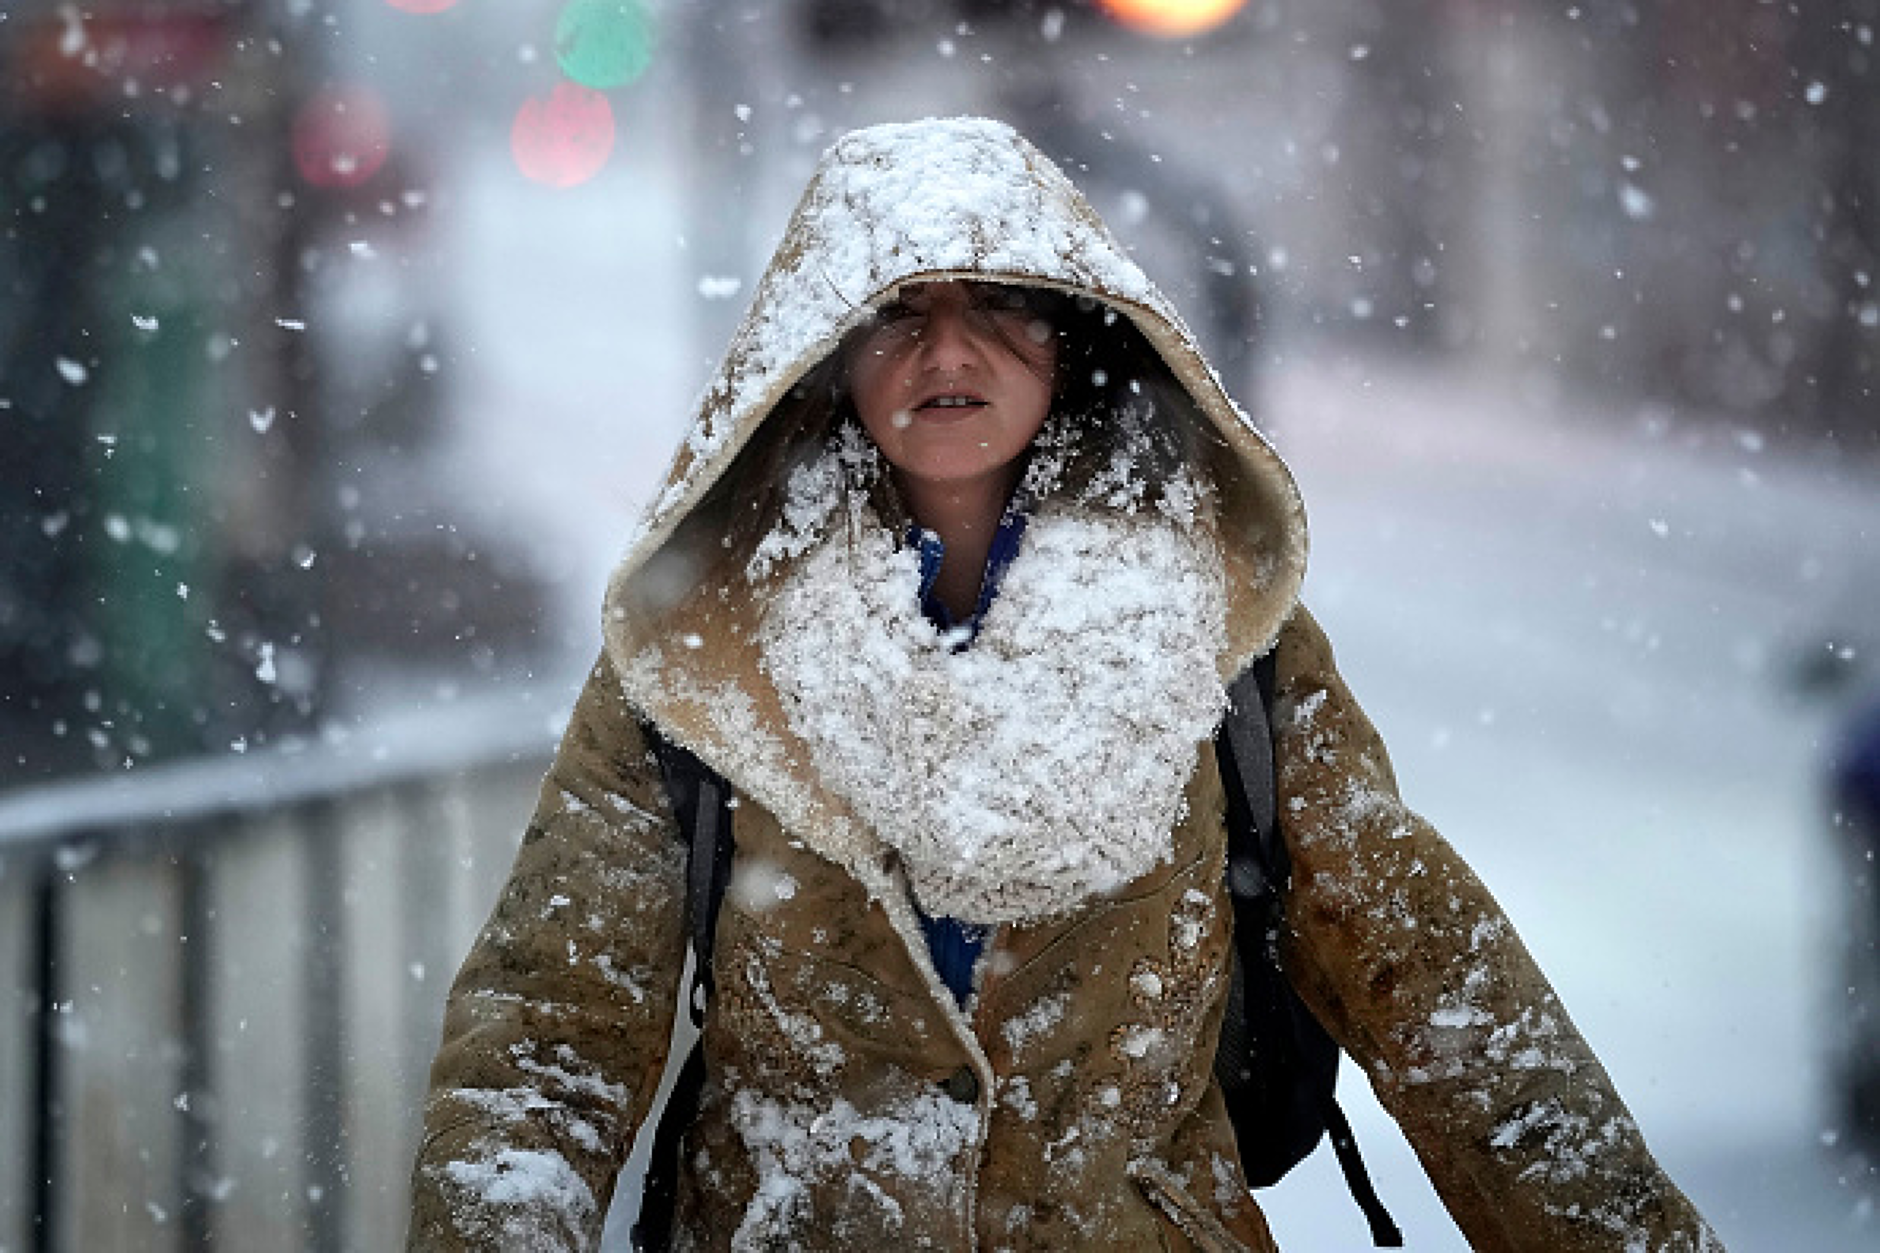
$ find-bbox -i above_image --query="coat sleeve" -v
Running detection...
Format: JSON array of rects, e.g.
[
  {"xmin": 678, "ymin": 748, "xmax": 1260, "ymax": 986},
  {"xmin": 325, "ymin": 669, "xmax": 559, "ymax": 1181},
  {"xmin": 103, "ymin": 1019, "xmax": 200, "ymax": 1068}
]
[
  {"xmin": 407, "ymin": 652, "xmax": 690, "ymax": 1252},
  {"xmin": 1269, "ymin": 606, "xmax": 1722, "ymax": 1252}
]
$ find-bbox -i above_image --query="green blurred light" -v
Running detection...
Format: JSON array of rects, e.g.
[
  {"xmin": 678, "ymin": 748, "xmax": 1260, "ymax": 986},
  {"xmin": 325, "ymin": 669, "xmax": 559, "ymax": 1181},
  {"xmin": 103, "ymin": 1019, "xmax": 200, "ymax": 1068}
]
[{"xmin": 555, "ymin": 0, "xmax": 656, "ymax": 91}]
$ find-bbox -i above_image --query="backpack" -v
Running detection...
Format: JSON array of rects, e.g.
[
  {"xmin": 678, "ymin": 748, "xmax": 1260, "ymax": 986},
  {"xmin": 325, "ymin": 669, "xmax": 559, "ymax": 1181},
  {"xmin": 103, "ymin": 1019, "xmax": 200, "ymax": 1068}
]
[{"xmin": 633, "ymin": 654, "xmax": 1402, "ymax": 1250}]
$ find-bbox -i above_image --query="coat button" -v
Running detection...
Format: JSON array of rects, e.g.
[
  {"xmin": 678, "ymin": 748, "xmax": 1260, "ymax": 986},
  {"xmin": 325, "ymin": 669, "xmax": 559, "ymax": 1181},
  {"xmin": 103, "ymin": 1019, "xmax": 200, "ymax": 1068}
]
[{"xmin": 939, "ymin": 1065, "xmax": 980, "ymax": 1105}]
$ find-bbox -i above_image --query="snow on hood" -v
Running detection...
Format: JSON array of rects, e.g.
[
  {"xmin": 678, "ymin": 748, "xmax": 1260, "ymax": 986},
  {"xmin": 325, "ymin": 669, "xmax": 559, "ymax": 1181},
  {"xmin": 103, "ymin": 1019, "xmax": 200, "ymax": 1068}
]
[
  {"xmin": 598, "ymin": 116, "xmax": 1307, "ymax": 905},
  {"xmin": 625, "ymin": 116, "xmax": 1183, "ymax": 545}
]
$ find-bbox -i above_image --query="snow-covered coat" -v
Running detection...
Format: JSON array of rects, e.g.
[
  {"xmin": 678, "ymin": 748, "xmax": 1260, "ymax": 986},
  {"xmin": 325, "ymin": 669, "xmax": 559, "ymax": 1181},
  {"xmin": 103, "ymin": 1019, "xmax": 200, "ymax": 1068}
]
[{"xmin": 408, "ymin": 118, "xmax": 1720, "ymax": 1252}]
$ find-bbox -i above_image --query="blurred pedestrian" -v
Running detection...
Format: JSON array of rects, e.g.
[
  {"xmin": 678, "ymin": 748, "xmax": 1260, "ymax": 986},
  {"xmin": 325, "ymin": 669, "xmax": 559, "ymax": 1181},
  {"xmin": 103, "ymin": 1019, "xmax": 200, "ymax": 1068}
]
[{"xmin": 407, "ymin": 117, "xmax": 1719, "ymax": 1252}]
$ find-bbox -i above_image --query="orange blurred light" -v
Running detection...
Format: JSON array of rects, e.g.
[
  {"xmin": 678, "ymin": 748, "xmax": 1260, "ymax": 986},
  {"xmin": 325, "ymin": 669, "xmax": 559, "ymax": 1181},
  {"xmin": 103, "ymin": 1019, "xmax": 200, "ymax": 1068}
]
[
  {"xmin": 293, "ymin": 85, "xmax": 391, "ymax": 189},
  {"xmin": 384, "ymin": 0, "xmax": 461, "ymax": 12},
  {"xmin": 511, "ymin": 81, "xmax": 615, "ymax": 189},
  {"xmin": 1097, "ymin": 0, "xmax": 1246, "ymax": 38}
]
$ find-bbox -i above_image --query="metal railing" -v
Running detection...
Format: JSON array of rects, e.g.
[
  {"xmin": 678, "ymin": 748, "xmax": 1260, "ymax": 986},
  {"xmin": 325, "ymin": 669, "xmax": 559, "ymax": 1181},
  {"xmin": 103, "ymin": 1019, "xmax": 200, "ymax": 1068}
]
[{"xmin": 0, "ymin": 701, "xmax": 556, "ymax": 1252}]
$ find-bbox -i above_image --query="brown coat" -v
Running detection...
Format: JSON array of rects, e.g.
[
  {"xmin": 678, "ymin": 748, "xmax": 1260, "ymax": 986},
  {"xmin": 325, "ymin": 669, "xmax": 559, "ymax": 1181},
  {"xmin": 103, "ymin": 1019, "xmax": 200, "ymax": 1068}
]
[
  {"xmin": 409, "ymin": 609, "xmax": 1717, "ymax": 1252},
  {"xmin": 408, "ymin": 118, "xmax": 1719, "ymax": 1251}
]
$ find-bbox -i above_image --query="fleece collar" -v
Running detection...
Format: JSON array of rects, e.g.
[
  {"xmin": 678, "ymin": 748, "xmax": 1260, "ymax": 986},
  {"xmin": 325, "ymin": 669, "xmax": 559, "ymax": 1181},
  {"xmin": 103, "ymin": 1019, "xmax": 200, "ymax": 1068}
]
[{"xmin": 759, "ymin": 505, "xmax": 1227, "ymax": 925}]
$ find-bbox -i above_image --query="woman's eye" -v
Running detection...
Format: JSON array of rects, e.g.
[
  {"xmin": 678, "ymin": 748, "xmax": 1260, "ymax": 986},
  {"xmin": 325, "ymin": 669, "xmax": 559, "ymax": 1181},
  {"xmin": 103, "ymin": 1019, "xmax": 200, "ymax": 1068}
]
[
  {"xmin": 990, "ymin": 302, "xmax": 1049, "ymax": 340},
  {"xmin": 970, "ymin": 285, "xmax": 1027, "ymax": 313}
]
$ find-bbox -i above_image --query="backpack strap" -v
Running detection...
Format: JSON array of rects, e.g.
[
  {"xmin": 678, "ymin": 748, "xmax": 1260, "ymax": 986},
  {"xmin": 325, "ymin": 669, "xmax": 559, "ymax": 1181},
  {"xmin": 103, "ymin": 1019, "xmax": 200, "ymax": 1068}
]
[
  {"xmin": 1220, "ymin": 653, "xmax": 1284, "ymax": 906},
  {"xmin": 1220, "ymin": 655, "xmax": 1403, "ymax": 1248},
  {"xmin": 646, "ymin": 728, "xmax": 734, "ymax": 1024},
  {"xmin": 634, "ymin": 723, "xmax": 733, "ymax": 1253},
  {"xmin": 1321, "ymin": 1097, "xmax": 1403, "ymax": 1247}
]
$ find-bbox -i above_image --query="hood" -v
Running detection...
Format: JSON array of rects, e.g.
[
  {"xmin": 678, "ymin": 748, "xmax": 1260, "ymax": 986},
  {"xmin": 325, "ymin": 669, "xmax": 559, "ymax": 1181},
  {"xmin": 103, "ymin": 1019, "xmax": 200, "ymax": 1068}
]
[{"xmin": 600, "ymin": 116, "xmax": 1306, "ymax": 899}]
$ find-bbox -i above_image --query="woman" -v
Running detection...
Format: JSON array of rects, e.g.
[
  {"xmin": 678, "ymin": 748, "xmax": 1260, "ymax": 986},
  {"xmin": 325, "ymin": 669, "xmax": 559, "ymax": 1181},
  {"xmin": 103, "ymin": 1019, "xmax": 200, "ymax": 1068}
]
[{"xmin": 408, "ymin": 117, "xmax": 1719, "ymax": 1252}]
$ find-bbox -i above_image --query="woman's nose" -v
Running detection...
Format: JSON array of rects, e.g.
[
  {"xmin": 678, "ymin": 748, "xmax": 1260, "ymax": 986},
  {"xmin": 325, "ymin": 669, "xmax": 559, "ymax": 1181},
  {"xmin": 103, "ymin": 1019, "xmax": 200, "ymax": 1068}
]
[{"xmin": 917, "ymin": 302, "xmax": 979, "ymax": 369}]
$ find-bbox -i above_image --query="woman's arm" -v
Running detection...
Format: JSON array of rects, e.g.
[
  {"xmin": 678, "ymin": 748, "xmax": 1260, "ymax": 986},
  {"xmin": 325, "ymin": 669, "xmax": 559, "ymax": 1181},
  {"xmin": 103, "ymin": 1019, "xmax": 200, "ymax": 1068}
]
[
  {"xmin": 1270, "ymin": 607, "xmax": 1721, "ymax": 1252},
  {"xmin": 407, "ymin": 653, "xmax": 690, "ymax": 1252}
]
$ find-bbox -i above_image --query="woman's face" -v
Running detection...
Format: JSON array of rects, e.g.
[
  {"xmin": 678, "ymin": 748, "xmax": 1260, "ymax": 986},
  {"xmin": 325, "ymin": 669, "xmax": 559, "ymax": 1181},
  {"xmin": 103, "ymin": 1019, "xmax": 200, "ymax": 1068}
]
[{"xmin": 846, "ymin": 281, "xmax": 1058, "ymax": 492}]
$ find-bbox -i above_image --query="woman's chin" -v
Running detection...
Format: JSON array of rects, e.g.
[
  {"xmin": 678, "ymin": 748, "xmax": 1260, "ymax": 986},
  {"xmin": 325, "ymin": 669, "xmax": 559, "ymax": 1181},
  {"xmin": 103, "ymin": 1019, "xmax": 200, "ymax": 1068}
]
[{"xmin": 884, "ymin": 438, "xmax": 1028, "ymax": 487}]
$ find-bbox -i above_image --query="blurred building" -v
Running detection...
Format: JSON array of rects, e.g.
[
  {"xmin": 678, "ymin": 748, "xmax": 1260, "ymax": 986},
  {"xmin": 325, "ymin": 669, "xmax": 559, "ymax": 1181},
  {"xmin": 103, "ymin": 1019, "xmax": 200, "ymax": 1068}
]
[{"xmin": 0, "ymin": 0, "xmax": 550, "ymax": 789}]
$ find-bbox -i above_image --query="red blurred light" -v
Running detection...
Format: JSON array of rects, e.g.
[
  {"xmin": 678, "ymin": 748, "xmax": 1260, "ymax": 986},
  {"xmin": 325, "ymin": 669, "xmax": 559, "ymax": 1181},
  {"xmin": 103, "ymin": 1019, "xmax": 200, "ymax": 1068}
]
[
  {"xmin": 510, "ymin": 82, "xmax": 616, "ymax": 189},
  {"xmin": 292, "ymin": 86, "xmax": 392, "ymax": 189}
]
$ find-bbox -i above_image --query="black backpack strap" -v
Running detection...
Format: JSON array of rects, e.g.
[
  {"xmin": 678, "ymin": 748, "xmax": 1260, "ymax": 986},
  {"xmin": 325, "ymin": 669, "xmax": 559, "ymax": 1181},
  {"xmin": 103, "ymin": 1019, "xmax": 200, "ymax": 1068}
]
[
  {"xmin": 683, "ymin": 768, "xmax": 733, "ymax": 1021},
  {"xmin": 1219, "ymin": 655, "xmax": 1403, "ymax": 1248},
  {"xmin": 634, "ymin": 723, "xmax": 735, "ymax": 1252},
  {"xmin": 645, "ymin": 728, "xmax": 734, "ymax": 1022},
  {"xmin": 1220, "ymin": 653, "xmax": 1283, "ymax": 906},
  {"xmin": 1321, "ymin": 1094, "xmax": 1405, "ymax": 1247}
]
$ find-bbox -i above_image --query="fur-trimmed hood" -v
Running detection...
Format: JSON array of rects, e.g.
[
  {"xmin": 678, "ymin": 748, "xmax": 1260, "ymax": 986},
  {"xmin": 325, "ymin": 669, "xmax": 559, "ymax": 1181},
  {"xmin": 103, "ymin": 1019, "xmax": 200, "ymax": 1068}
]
[{"xmin": 600, "ymin": 116, "xmax": 1307, "ymax": 905}]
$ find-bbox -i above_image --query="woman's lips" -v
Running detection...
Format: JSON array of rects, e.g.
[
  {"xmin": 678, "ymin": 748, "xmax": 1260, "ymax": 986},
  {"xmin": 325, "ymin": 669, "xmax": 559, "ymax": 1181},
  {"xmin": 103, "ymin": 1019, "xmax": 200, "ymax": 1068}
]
[
  {"xmin": 913, "ymin": 394, "xmax": 988, "ymax": 413},
  {"xmin": 890, "ymin": 394, "xmax": 989, "ymax": 429}
]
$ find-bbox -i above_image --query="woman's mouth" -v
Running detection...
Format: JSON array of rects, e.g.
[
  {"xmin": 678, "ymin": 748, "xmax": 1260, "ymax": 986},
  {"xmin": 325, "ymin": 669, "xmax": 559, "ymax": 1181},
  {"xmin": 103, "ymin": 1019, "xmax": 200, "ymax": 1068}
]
[
  {"xmin": 890, "ymin": 393, "xmax": 990, "ymax": 430},
  {"xmin": 915, "ymin": 393, "xmax": 987, "ymax": 413}
]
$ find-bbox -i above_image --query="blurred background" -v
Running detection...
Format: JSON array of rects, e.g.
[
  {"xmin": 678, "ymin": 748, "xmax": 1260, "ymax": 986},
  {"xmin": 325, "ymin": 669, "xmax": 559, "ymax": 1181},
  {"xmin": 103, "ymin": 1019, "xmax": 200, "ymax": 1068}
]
[{"xmin": 1, "ymin": 0, "xmax": 1876, "ymax": 1248}]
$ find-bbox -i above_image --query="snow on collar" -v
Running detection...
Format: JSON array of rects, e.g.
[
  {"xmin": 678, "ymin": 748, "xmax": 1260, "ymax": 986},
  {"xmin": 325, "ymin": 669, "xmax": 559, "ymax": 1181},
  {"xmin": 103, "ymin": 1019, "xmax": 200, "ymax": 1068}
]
[{"xmin": 758, "ymin": 506, "xmax": 1229, "ymax": 925}]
